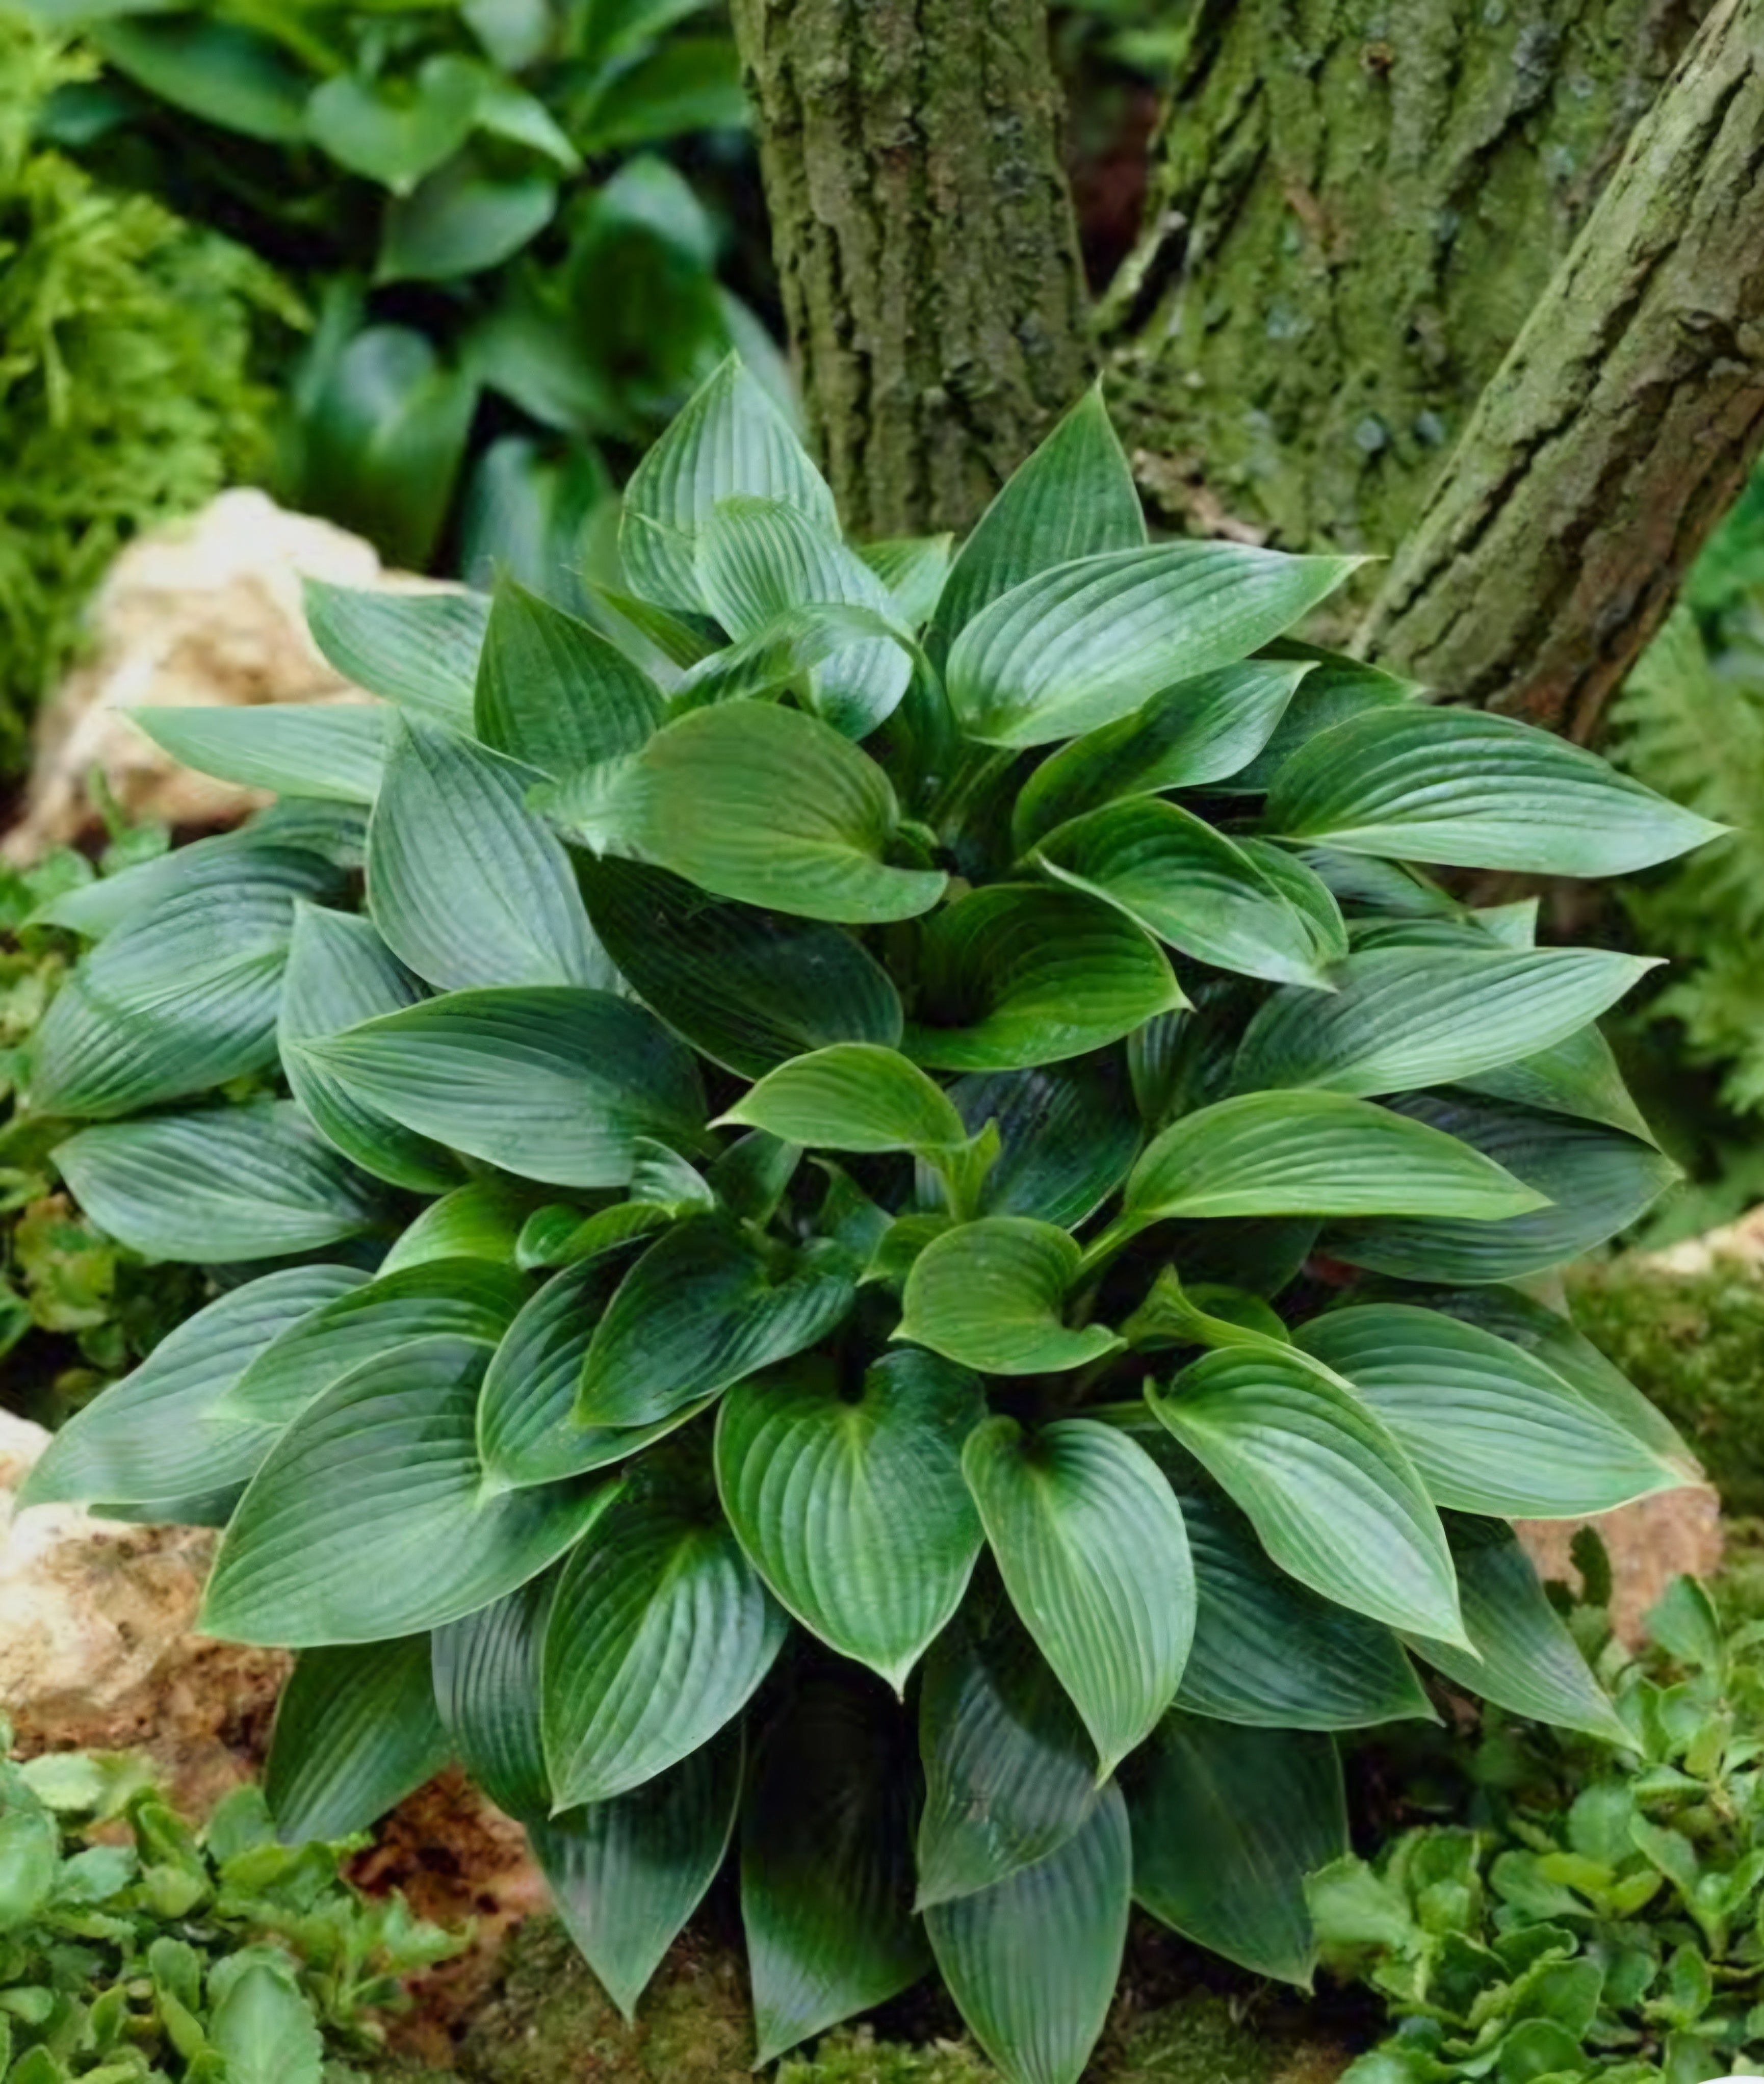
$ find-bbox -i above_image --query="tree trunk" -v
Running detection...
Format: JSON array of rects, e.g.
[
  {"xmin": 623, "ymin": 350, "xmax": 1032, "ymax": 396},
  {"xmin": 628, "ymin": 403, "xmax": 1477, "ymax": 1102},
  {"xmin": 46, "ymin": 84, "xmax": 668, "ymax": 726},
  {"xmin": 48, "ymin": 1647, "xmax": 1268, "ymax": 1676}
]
[
  {"xmin": 1107, "ymin": 0, "xmax": 1708, "ymax": 554},
  {"xmin": 1362, "ymin": 0, "xmax": 1764, "ymax": 735},
  {"xmin": 730, "ymin": 0, "xmax": 1091, "ymax": 539}
]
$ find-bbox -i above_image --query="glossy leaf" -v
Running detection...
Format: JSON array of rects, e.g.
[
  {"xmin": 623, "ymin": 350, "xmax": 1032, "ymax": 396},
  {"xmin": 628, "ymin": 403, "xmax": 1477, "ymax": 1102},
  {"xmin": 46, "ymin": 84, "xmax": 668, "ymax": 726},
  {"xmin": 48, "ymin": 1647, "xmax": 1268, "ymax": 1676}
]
[
  {"xmin": 947, "ymin": 542, "xmax": 1358, "ymax": 747},
  {"xmin": 432, "ymin": 1575, "xmax": 554, "ymax": 1822},
  {"xmin": 1013, "ymin": 657, "xmax": 1314, "ymax": 847},
  {"xmin": 716, "ymin": 1350, "xmax": 985, "ymax": 1687},
  {"xmin": 1127, "ymin": 1710, "xmax": 1346, "ymax": 1984},
  {"xmin": 862, "ymin": 533, "xmax": 953, "ymax": 627},
  {"xmin": 905, "ymin": 884, "xmax": 1182, "ymax": 1071},
  {"xmin": 932, "ymin": 1057, "xmax": 1142, "ymax": 1229},
  {"xmin": 1462, "ymin": 1019, "xmax": 1658, "ymax": 1142},
  {"xmin": 917, "ymin": 1584, "xmax": 1101, "ymax": 1908},
  {"xmin": 381, "ymin": 1179, "xmax": 540, "ymax": 1273},
  {"xmin": 620, "ymin": 354, "xmax": 838, "ymax": 614},
  {"xmin": 722, "ymin": 1043, "xmax": 965, "ymax": 1154},
  {"xmin": 1266, "ymin": 707, "xmax": 1723, "ymax": 876},
  {"xmin": 131, "ymin": 705, "xmax": 386, "ymax": 805},
  {"xmin": 542, "ymin": 1482, "xmax": 787, "ymax": 1806},
  {"xmin": 1035, "ymin": 796, "xmax": 1335, "ymax": 988},
  {"xmin": 1149, "ymin": 1346, "xmax": 1466, "ymax": 1644},
  {"xmin": 1296, "ymin": 1304, "xmax": 1684, "ymax": 1518},
  {"xmin": 931, "ymin": 387, "xmax": 1145, "ymax": 648},
  {"xmin": 55, "ymin": 1102, "xmax": 387, "ymax": 1263},
  {"xmin": 378, "ymin": 149, "xmax": 557, "ymax": 283},
  {"xmin": 474, "ymin": 577, "xmax": 664, "ymax": 777},
  {"xmin": 543, "ymin": 699, "xmax": 946, "ymax": 924},
  {"xmin": 925, "ymin": 1786, "xmax": 1130, "ymax": 2084},
  {"xmin": 264, "ymin": 1637, "xmax": 450, "ymax": 1843},
  {"xmin": 1231, "ymin": 642, "xmax": 1416, "ymax": 791},
  {"xmin": 92, "ymin": 15, "xmax": 306, "ymax": 139},
  {"xmin": 1403, "ymin": 1517, "xmax": 1629, "ymax": 1744},
  {"xmin": 743, "ymin": 1674, "xmax": 928, "ymax": 2064},
  {"xmin": 202, "ymin": 1336, "xmax": 614, "ymax": 1645},
  {"xmin": 963, "ymin": 1417, "xmax": 1194, "ymax": 1775},
  {"xmin": 1233, "ymin": 947, "xmax": 1655, "ymax": 1097},
  {"xmin": 298, "ymin": 986, "xmax": 706, "ymax": 1189},
  {"xmin": 897, "ymin": 1218, "xmax": 1122, "ymax": 1375},
  {"xmin": 305, "ymin": 55, "xmax": 484, "ymax": 193},
  {"xmin": 303, "ymin": 580, "xmax": 487, "ymax": 727},
  {"xmin": 367, "ymin": 713, "xmax": 609, "ymax": 992}
]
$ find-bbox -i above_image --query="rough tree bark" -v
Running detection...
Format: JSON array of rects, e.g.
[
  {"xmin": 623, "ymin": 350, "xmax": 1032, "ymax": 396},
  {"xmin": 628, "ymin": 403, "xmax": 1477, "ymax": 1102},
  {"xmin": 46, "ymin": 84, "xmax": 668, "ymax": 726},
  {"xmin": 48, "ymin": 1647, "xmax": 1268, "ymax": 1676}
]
[
  {"xmin": 729, "ymin": 0, "xmax": 1091, "ymax": 539},
  {"xmin": 1361, "ymin": 0, "xmax": 1764, "ymax": 737},
  {"xmin": 1107, "ymin": 0, "xmax": 1710, "ymax": 551}
]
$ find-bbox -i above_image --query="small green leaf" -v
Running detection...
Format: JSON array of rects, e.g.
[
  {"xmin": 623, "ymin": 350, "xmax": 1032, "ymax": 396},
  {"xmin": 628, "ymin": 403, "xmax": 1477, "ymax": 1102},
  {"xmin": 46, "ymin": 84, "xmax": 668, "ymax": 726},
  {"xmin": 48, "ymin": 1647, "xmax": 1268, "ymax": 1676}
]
[
  {"xmin": 203, "ymin": 1336, "xmax": 615, "ymax": 1645},
  {"xmin": 862, "ymin": 534, "xmax": 953, "ymax": 626},
  {"xmin": 542, "ymin": 1482, "xmax": 787, "ymax": 1806},
  {"xmin": 299, "ymin": 986, "xmax": 706, "ymax": 1189},
  {"xmin": 925, "ymin": 1785, "xmax": 1130, "ymax": 2084},
  {"xmin": 936, "ymin": 1057, "xmax": 1143, "ymax": 1229},
  {"xmin": 93, "ymin": 15, "xmax": 307, "ymax": 140},
  {"xmin": 716, "ymin": 1350, "xmax": 985, "ymax": 1688},
  {"xmin": 963, "ymin": 1417, "xmax": 1195, "ymax": 1776},
  {"xmin": 367, "ymin": 713, "xmax": 610, "ymax": 992},
  {"xmin": 264, "ymin": 1637, "xmax": 450, "ymax": 1842},
  {"xmin": 948, "ymin": 543, "xmax": 1359, "ymax": 747},
  {"xmin": 378, "ymin": 147, "xmax": 556, "ymax": 283},
  {"xmin": 1127, "ymin": 1710, "xmax": 1346, "ymax": 1984},
  {"xmin": 1266, "ymin": 707, "xmax": 1723, "ymax": 876},
  {"xmin": 905, "ymin": 884, "xmax": 1183, "ymax": 1072},
  {"xmin": 897, "ymin": 1218, "xmax": 1122, "ymax": 1375},
  {"xmin": 1150, "ymin": 1346, "xmax": 1466, "ymax": 1644},
  {"xmin": 722, "ymin": 1043, "xmax": 965, "ymax": 1153},
  {"xmin": 474, "ymin": 577, "xmax": 664, "ymax": 777},
  {"xmin": 55, "ymin": 1102, "xmax": 387, "ymax": 1264},
  {"xmin": 306, "ymin": 55, "xmax": 484, "ymax": 193},
  {"xmin": 303, "ymin": 581, "xmax": 487, "ymax": 727},
  {"xmin": 206, "ymin": 1956, "xmax": 325, "ymax": 2084},
  {"xmin": 132, "ymin": 705, "xmax": 386, "ymax": 805},
  {"xmin": 382, "ymin": 1179, "xmax": 540, "ymax": 1273},
  {"xmin": 544, "ymin": 699, "xmax": 945, "ymax": 924}
]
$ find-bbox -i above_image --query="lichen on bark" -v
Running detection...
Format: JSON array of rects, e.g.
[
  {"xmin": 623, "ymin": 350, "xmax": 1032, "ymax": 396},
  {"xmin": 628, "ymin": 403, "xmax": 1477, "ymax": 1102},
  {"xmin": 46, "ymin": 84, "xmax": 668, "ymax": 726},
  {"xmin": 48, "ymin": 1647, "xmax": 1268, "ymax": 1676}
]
[{"xmin": 730, "ymin": 0, "xmax": 1092, "ymax": 539}]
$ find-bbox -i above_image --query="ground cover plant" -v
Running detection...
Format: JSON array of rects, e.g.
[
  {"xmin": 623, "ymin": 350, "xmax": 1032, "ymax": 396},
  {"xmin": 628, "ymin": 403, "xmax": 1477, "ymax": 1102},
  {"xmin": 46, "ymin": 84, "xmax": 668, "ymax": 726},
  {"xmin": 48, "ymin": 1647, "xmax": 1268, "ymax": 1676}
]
[
  {"xmin": 0, "ymin": 1715, "xmax": 459, "ymax": 2080},
  {"xmin": 14, "ymin": 366, "xmax": 1725, "ymax": 2084}
]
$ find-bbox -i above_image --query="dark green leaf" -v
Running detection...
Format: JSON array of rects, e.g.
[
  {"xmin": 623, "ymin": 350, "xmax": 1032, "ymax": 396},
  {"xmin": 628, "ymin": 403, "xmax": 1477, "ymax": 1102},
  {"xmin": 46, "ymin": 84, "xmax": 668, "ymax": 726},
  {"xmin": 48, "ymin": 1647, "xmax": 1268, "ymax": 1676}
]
[
  {"xmin": 433, "ymin": 1576, "xmax": 554, "ymax": 1823},
  {"xmin": 378, "ymin": 147, "xmax": 556, "ymax": 283},
  {"xmin": 474, "ymin": 578, "xmax": 664, "ymax": 777},
  {"xmin": 1461, "ymin": 1020, "xmax": 1657, "ymax": 1142},
  {"xmin": 1231, "ymin": 641, "xmax": 1415, "ymax": 792},
  {"xmin": 574, "ymin": 33, "xmax": 745, "ymax": 150},
  {"xmin": 92, "ymin": 16, "xmax": 307, "ymax": 140},
  {"xmin": 931, "ymin": 1057, "xmax": 1142, "ymax": 1228},
  {"xmin": 264, "ymin": 1637, "xmax": 449, "ymax": 1842},
  {"xmin": 303, "ymin": 581, "xmax": 488, "ymax": 728},
  {"xmin": 897, "ymin": 1218, "xmax": 1123, "ymax": 1374},
  {"xmin": 306, "ymin": 55, "xmax": 484, "ymax": 193}
]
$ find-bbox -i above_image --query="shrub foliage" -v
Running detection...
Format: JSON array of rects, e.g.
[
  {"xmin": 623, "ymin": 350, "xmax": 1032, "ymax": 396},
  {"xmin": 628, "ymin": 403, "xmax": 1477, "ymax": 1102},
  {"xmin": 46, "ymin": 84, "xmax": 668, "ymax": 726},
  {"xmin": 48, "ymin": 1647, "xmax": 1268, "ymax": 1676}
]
[{"xmin": 18, "ymin": 368, "xmax": 1722, "ymax": 2084}]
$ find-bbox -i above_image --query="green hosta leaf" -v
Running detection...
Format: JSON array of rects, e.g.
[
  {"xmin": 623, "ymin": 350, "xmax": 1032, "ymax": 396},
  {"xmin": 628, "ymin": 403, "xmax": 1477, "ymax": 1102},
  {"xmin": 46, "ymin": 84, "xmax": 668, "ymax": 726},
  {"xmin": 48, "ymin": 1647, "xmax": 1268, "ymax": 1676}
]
[
  {"xmin": 299, "ymin": 987, "xmax": 706, "ymax": 1189},
  {"xmin": 1127, "ymin": 1710, "xmax": 1346, "ymax": 1984},
  {"xmin": 1149, "ymin": 1347, "xmax": 1465, "ymax": 1644},
  {"xmin": 1462, "ymin": 1020, "xmax": 1657, "ymax": 1142},
  {"xmin": 1233, "ymin": 947, "xmax": 1655, "ymax": 1097},
  {"xmin": 934, "ymin": 1058, "xmax": 1143, "ymax": 1229},
  {"xmin": 917, "ymin": 1583, "xmax": 1101, "ymax": 1908},
  {"xmin": 31, "ymin": 823, "xmax": 344, "ymax": 940},
  {"xmin": 1230, "ymin": 642, "xmax": 1416, "ymax": 791},
  {"xmin": 18, "ymin": 1266, "xmax": 365, "ymax": 1513},
  {"xmin": 1119, "ymin": 1089, "xmax": 1545, "ymax": 1232},
  {"xmin": 620, "ymin": 354, "xmax": 838, "ymax": 614},
  {"xmin": 132, "ymin": 705, "xmax": 386, "ymax": 805},
  {"xmin": 1266, "ymin": 708, "xmax": 1723, "ymax": 876},
  {"xmin": 695, "ymin": 496, "xmax": 912, "ymax": 737},
  {"xmin": 474, "ymin": 578, "xmax": 664, "ymax": 777},
  {"xmin": 897, "ymin": 1218, "xmax": 1122, "ymax": 1375},
  {"xmin": 92, "ymin": 15, "xmax": 307, "ymax": 139},
  {"xmin": 1327, "ymin": 1093, "xmax": 1678, "ymax": 1284},
  {"xmin": 306, "ymin": 54, "xmax": 484, "ymax": 193},
  {"xmin": 264, "ymin": 1636, "xmax": 450, "ymax": 1842},
  {"xmin": 905, "ymin": 884, "xmax": 1182, "ymax": 1071},
  {"xmin": 303, "ymin": 580, "xmax": 487, "ymax": 727},
  {"xmin": 578, "ymin": 857, "xmax": 902, "ymax": 1078},
  {"xmin": 207, "ymin": 1955, "xmax": 325, "ymax": 2084},
  {"xmin": 925, "ymin": 1785, "xmax": 1130, "ymax": 2084},
  {"xmin": 715, "ymin": 1350, "xmax": 985, "ymax": 1688},
  {"xmin": 542, "ymin": 1482, "xmax": 787, "ymax": 1806},
  {"xmin": 1404, "ymin": 1517, "xmax": 1628, "ymax": 1744},
  {"xmin": 743, "ymin": 1673, "xmax": 928, "ymax": 2065},
  {"xmin": 862, "ymin": 534, "xmax": 953, "ymax": 627},
  {"xmin": 672, "ymin": 601, "xmax": 910, "ymax": 710},
  {"xmin": 577, "ymin": 1216, "xmax": 854, "ymax": 1429},
  {"xmin": 947, "ymin": 543, "xmax": 1358, "ymax": 748},
  {"xmin": 1013, "ymin": 658, "xmax": 1315, "ymax": 848},
  {"xmin": 55, "ymin": 1102, "xmax": 387, "ymax": 1263},
  {"xmin": 1034, "ymin": 797, "xmax": 1335, "ymax": 989},
  {"xmin": 382, "ymin": 1179, "xmax": 540, "ymax": 1273},
  {"xmin": 278, "ymin": 903, "xmax": 462, "ymax": 1195},
  {"xmin": 378, "ymin": 149, "xmax": 556, "ymax": 283},
  {"xmin": 222, "ymin": 1258, "xmax": 525, "ymax": 1426},
  {"xmin": 1169, "ymin": 1462, "xmax": 1432, "ymax": 1731},
  {"xmin": 515, "ymin": 1199, "xmax": 676, "ymax": 1270},
  {"xmin": 202, "ymin": 1336, "xmax": 614, "ymax": 1646},
  {"xmin": 432, "ymin": 1576, "xmax": 553, "ymax": 1822},
  {"xmin": 1295, "ymin": 1305, "xmax": 1684, "ymax": 1518},
  {"xmin": 722, "ymin": 1043, "xmax": 965, "ymax": 1154},
  {"xmin": 963, "ymin": 1417, "xmax": 1195, "ymax": 1776},
  {"xmin": 367, "ymin": 714, "xmax": 609, "ymax": 992},
  {"xmin": 931, "ymin": 387, "xmax": 1145, "ymax": 649},
  {"xmin": 535, "ymin": 1726, "xmax": 743, "ymax": 2022},
  {"xmin": 478, "ymin": 1258, "xmax": 716, "ymax": 1489}
]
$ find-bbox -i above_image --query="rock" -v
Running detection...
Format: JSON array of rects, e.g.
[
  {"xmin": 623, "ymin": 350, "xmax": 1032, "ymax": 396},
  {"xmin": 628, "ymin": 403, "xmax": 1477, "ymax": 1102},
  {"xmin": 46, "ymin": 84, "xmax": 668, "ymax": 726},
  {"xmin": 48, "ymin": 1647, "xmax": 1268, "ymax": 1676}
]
[
  {"xmin": 7, "ymin": 488, "xmax": 462, "ymax": 862},
  {"xmin": 1516, "ymin": 1487, "xmax": 1724, "ymax": 1646},
  {"xmin": 0, "ymin": 1410, "xmax": 288, "ymax": 1814},
  {"xmin": 1640, "ymin": 1203, "xmax": 1764, "ymax": 1277}
]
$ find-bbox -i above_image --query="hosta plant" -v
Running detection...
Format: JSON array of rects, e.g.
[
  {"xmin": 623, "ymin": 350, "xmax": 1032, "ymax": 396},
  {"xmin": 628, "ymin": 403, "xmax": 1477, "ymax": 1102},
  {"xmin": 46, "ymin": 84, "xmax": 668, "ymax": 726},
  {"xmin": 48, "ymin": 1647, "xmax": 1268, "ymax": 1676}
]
[{"xmin": 17, "ymin": 364, "xmax": 1724, "ymax": 2084}]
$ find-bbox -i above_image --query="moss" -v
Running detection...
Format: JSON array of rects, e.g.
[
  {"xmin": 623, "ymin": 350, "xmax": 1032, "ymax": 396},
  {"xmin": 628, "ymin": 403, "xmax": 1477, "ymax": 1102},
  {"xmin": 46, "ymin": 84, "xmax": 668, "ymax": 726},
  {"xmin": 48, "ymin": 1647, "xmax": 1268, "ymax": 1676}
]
[
  {"xmin": 1566, "ymin": 1258, "xmax": 1764, "ymax": 1514},
  {"xmin": 779, "ymin": 2027, "xmax": 994, "ymax": 2082}
]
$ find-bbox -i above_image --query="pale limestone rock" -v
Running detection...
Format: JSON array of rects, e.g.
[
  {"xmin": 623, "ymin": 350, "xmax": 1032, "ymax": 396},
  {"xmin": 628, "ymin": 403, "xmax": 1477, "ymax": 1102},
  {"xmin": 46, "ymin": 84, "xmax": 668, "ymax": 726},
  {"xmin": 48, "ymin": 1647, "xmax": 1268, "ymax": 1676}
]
[{"xmin": 9, "ymin": 489, "xmax": 459, "ymax": 862}]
